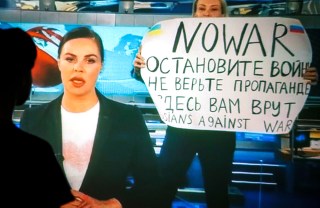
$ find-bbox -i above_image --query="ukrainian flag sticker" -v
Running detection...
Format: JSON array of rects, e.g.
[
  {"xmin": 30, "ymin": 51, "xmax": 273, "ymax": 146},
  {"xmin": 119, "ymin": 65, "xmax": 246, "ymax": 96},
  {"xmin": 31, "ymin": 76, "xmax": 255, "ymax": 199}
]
[{"xmin": 147, "ymin": 24, "xmax": 162, "ymax": 36}]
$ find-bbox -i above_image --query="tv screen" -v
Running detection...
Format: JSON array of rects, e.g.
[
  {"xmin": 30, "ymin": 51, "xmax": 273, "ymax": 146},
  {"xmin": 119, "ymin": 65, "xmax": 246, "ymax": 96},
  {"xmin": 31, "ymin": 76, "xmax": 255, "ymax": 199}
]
[{"xmin": 0, "ymin": 22, "xmax": 150, "ymax": 103}]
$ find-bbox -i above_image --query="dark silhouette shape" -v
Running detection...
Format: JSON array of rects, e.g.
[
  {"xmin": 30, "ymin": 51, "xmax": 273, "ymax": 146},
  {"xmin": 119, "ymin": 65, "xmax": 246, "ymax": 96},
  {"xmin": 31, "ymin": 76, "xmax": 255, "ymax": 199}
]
[{"xmin": 0, "ymin": 27, "xmax": 74, "ymax": 208}]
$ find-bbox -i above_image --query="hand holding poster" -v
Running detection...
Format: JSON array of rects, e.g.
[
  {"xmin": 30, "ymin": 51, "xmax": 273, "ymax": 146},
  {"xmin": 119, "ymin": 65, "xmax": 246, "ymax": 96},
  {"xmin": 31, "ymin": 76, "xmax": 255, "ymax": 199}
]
[{"xmin": 140, "ymin": 17, "xmax": 312, "ymax": 134}]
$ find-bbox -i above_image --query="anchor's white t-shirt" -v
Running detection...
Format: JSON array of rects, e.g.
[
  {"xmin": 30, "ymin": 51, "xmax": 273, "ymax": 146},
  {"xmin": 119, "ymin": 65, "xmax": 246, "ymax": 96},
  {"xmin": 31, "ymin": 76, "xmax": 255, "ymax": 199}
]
[{"xmin": 61, "ymin": 102, "xmax": 99, "ymax": 190}]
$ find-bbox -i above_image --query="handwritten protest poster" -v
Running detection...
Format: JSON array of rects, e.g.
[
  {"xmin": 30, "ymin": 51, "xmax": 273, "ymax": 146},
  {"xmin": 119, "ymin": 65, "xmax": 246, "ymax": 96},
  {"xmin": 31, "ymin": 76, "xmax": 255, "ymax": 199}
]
[{"xmin": 140, "ymin": 17, "xmax": 312, "ymax": 134}]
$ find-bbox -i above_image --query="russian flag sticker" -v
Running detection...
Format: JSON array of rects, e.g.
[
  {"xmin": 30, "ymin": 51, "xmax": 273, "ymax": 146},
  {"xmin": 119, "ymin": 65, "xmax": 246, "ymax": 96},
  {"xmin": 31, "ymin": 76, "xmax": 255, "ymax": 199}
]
[{"xmin": 290, "ymin": 24, "xmax": 305, "ymax": 34}]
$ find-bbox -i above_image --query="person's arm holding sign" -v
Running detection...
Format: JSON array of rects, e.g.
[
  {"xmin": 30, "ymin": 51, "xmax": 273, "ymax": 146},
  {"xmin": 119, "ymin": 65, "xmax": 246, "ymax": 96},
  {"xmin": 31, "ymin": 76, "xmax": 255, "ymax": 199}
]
[
  {"xmin": 304, "ymin": 67, "xmax": 319, "ymax": 85},
  {"xmin": 132, "ymin": 46, "xmax": 144, "ymax": 81}
]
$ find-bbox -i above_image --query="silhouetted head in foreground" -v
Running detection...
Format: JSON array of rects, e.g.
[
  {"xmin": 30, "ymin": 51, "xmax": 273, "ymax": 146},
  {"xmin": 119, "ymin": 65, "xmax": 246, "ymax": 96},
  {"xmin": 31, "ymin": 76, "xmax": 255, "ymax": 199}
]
[{"xmin": 0, "ymin": 27, "xmax": 37, "ymax": 122}]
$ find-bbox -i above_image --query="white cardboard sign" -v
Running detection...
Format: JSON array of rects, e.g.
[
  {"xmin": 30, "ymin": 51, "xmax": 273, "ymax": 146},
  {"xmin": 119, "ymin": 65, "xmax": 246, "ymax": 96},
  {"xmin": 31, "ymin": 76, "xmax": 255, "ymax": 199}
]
[{"xmin": 141, "ymin": 17, "xmax": 312, "ymax": 134}]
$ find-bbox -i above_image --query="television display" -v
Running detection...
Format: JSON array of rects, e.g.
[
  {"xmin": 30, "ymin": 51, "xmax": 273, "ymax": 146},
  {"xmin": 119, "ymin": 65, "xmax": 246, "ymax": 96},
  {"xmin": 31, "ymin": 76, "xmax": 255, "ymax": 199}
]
[
  {"xmin": 236, "ymin": 132, "xmax": 278, "ymax": 142},
  {"xmin": 0, "ymin": 22, "xmax": 150, "ymax": 103}
]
